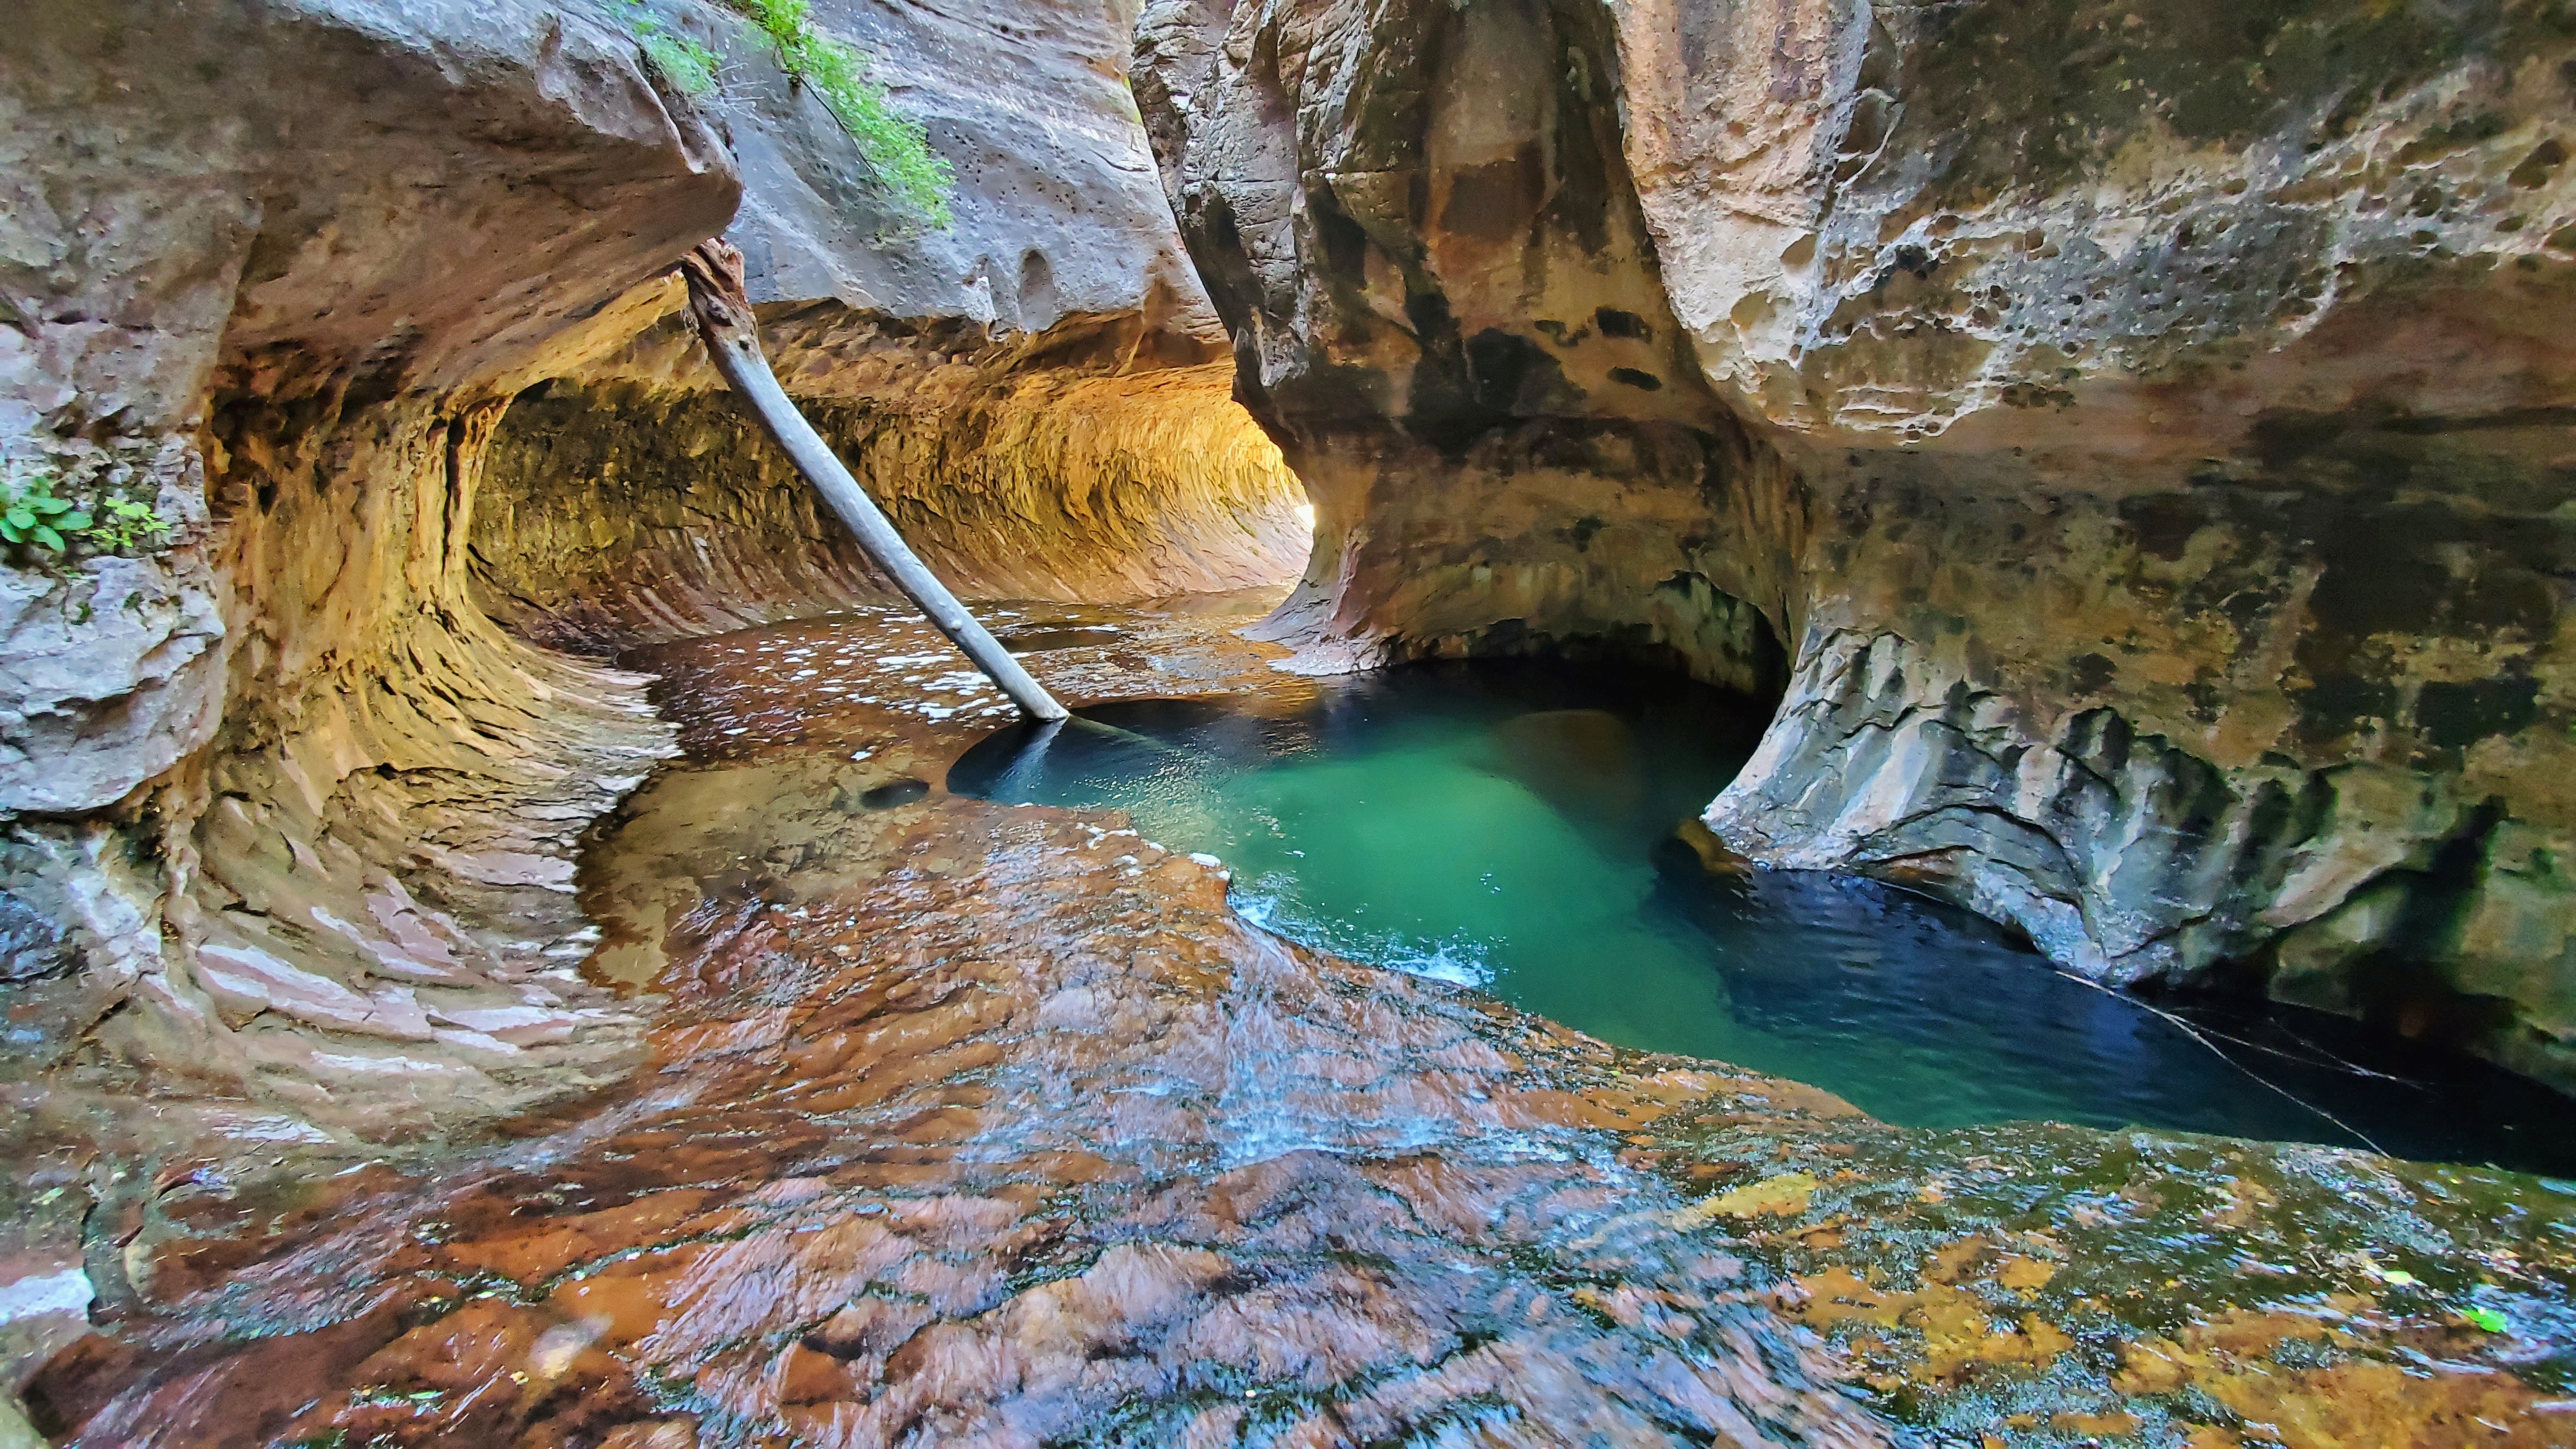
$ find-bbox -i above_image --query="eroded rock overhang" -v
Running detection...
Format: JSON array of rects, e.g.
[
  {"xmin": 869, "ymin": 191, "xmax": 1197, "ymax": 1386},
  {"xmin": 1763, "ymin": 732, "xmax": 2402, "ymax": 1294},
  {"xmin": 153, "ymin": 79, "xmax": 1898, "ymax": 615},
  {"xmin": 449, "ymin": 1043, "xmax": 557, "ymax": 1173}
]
[
  {"xmin": 2, "ymin": 0, "xmax": 742, "ymax": 1166},
  {"xmin": 1133, "ymin": 0, "xmax": 2576, "ymax": 1089},
  {"xmin": 0, "ymin": 0, "xmax": 1305, "ymax": 1199},
  {"xmin": 466, "ymin": 0, "xmax": 1311, "ymax": 653}
]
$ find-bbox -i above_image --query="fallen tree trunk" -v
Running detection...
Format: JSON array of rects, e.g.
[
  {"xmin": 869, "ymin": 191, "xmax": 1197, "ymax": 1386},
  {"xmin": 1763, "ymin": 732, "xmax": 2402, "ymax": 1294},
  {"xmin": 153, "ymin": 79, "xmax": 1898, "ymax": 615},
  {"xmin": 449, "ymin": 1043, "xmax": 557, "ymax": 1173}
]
[{"xmin": 678, "ymin": 239, "xmax": 1069, "ymax": 722}]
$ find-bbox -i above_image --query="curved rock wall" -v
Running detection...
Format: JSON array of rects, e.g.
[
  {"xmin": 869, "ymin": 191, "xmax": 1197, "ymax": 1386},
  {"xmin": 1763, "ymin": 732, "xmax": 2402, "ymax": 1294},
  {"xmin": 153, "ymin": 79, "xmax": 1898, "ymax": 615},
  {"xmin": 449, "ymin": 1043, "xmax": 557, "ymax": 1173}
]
[
  {"xmin": 1138, "ymin": 0, "xmax": 2576, "ymax": 1087},
  {"xmin": 1, "ymin": 0, "xmax": 1303, "ymax": 1190},
  {"xmin": 1647, "ymin": 0, "xmax": 2576, "ymax": 1088},
  {"xmin": 1134, "ymin": 0, "xmax": 1802, "ymax": 694},
  {"xmin": 2, "ymin": 0, "xmax": 737, "ymax": 1165},
  {"xmin": 460, "ymin": 0, "xmax": 1310, "ymax": 649},
  {"xmin": 471, "ymin": 322, "xmax": 1305, "ymax": 651}
]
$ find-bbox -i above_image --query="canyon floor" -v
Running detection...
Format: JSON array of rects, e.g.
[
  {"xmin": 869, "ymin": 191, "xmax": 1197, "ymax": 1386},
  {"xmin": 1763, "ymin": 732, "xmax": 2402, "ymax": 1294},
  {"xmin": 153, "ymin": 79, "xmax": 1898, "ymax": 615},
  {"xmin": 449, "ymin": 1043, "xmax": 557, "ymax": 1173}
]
[{"xmin": 10, "ymin": 596, "xmax": 2576, "ymax": 1448}]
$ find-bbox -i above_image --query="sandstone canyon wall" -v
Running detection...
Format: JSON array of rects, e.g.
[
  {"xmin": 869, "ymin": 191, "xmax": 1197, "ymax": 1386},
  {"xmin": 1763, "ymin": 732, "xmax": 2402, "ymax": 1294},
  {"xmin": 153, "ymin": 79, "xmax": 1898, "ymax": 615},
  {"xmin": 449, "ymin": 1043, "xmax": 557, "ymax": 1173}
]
[
  {"xmin": 0, "ymin": 0, "xmax": 1301, "ymax": 1201},
  {"xmin": 2, "ymin": 0, "xmax": 738, "ymax": 1169},
  {"xmin": 6, "ymin": 0, "xmax": 2574, "ymax": 1188},
  {"xmin": 1136, "ymin": 0, "xmax": 2576, "ymax": 1088},
  {"xmin": 469, "ymin": 0, "xmax": 1308, "ymax": 651}
]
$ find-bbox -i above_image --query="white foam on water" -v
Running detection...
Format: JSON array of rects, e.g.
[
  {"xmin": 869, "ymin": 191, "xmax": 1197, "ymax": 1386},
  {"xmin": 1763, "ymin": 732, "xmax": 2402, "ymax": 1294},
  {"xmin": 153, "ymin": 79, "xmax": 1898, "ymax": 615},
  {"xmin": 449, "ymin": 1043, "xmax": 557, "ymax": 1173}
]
[{"xmin": 0, "ymin": 1267, "xmax": 92, "ymax": 1325}]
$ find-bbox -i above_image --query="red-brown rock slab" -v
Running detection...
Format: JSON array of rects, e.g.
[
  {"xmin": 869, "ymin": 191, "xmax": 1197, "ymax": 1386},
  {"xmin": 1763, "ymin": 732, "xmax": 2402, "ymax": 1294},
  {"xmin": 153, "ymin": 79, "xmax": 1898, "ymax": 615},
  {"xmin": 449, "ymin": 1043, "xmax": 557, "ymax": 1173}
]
[{"xmin": 22, "ymin": 606, "xmax": 1888, "ymax": 1447}]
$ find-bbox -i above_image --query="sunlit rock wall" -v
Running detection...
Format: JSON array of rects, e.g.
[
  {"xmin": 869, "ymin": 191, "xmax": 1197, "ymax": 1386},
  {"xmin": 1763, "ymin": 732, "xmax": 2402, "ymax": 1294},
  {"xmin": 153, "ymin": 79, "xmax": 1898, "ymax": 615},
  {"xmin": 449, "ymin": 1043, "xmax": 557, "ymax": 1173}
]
[
  {"xmin": 0, "ymin": 1, "xmax": 747, "ymax": 1376},
  {"xmin": 465, "ymin": 0, "xmax": 1309, "ymax": 649},
  {"xmin": 0, "ymin": 0, "xmax": 740, "ymax": 1159},
  {"xmin": 1, "ymin": 0, "xmax": 1311, "ymax": 1226},
  {"xmin": 1134, "ymin": 0, "xmax": 1799, "ymax": 695},
  {"xmin": 1138, "ymin": 0, "xmax": 2576, "ymax": 1087},
  {"xmin": 0, "ymin": 0, "xmax": 1308, "ymax": 1361},
  {"xmin": 472, "ymin": 326, "xmax": 1305, "ymax": 651}
]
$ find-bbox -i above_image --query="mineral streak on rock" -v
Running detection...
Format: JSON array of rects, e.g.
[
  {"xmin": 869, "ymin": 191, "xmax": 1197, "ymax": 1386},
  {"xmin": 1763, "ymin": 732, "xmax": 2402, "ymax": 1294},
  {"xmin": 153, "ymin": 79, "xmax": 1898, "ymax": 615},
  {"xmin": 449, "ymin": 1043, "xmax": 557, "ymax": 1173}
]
[
  {"xmin": 1134, "ymin": 0, "xmax": 1806, "ymax": 698},
  {"xmin": 1134, "ymin": 0, "xmax": 2576, "ymax": 1088},
  {"xmin": 26, "ymin": 604, "xmax": 2569, "ymax": 1447}
]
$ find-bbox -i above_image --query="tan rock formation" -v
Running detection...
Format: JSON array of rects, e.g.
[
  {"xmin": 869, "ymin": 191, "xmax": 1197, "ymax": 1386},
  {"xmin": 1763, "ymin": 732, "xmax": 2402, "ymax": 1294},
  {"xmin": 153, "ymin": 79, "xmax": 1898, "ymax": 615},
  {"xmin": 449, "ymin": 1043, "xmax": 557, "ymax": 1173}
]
[
  {"xmin": 1135, "ymin": 0, "xmax": 2576, "ymax": 1088},
  {"xmin": 0, "ymin": 0, "xmax": 1303, "ymax": 1181},
  {"xmin": 454, "ymin": 0, "xmax": 1307, "ymax": 651},
  {"xmin": 2, "ymin": 0, "xmax": 737, "ymax": 1150},
  {"xmin": 472, "ymin": 323, "xmax": 1306, "ymax": 651},
  {"xmin": 1134, "ymin": 0, "xmax": 1802, "ymax": 692}
]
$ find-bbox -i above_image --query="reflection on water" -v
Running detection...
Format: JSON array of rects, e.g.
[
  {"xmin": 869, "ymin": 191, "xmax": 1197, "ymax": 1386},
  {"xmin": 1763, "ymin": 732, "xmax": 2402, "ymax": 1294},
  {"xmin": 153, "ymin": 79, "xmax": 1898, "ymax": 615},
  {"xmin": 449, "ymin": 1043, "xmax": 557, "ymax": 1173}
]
[{"xmin": 953, "ymin": 660, "xmax": 2576, "ymax": 1172}]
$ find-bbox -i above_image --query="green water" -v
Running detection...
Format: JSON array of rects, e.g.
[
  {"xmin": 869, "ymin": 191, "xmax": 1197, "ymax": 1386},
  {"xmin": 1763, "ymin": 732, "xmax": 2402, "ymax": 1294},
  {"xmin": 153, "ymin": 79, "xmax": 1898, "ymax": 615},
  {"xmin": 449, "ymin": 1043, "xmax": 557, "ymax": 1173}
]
[{"xmin": 951, "ymin": 661, "xmax": 2576, "ymax": 1171}]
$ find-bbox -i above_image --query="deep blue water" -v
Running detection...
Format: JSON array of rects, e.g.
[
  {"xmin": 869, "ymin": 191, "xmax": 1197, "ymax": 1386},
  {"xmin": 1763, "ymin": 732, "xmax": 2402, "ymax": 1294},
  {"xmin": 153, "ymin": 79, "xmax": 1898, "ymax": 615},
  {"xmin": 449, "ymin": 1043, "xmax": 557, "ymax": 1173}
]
[{"xmin": 952, "ymin": 660, "xmax": 2576, "ymax": 1174}]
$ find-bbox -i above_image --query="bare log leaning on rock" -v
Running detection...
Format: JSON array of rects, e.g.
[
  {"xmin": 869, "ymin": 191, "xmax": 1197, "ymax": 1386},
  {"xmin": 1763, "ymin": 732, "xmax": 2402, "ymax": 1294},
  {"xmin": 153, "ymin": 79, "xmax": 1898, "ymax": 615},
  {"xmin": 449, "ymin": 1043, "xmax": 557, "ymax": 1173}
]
[{"xmin": 677, "ymin": 239, "xmax": 1070, "ymax": 722}]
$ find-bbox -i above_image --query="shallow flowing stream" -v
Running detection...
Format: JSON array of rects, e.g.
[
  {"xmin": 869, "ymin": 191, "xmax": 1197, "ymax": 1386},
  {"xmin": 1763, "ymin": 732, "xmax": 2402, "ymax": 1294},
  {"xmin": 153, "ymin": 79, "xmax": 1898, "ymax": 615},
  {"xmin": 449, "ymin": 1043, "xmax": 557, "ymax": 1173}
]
[
  {"xmin": 32, "ymin": 602, "xmax": 2573, "ymax": 1445},
  {"xmin": 954, "ymin": 659, "xmax": 2576, "ymax": 1172}
]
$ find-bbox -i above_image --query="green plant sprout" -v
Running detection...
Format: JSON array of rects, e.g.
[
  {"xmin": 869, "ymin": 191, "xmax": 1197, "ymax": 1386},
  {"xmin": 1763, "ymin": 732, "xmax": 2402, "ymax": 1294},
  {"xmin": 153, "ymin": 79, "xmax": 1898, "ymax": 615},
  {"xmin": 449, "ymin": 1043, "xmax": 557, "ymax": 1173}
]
[
  {"xmin": 0, "ymin": 465, "xmax": 177, "ymax": 563},
  {"xmin": 602, "ymin": 0, "xmax": 952, "ymax": 226},
  {"xmin": 86, "ymin": 496, "xmax": 176, "ymax": 552},
  {"xmin": 1, "ymin": 470, "xmax": 88, "ymax": 552},
  {"xmin": 614, "ymin": 0, "xmax": 721, "ymax": 93},
  {"xmin": 726, "ymin": 0, "xmax": 955, "ymax": 226}
]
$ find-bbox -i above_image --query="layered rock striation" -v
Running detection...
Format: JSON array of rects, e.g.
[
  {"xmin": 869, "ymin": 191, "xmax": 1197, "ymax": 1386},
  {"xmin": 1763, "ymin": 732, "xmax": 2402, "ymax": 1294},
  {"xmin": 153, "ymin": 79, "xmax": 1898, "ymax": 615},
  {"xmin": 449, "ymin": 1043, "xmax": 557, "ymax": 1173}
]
[
  {"xmin": 468, "ymin": 0, "xmax": 1308, "ymax": 652},
  {"xmin": 1137, "ymin": 0, "xmax": 2576, "ymax": 1087},
  {"xmin": 1135, "ymin": 0, "xmax": 1803, "ymax": 696},
  {"xmin": 0, "ymin": 0, "xmax": 1305, "ymax": 1191},
  {"xmin": 2, "ymin": 0, "xmax": 737, "ymax": 1153},
  {"xmin": 473, "ymin": 316, "xmax": 1305, "ymax": 652}
]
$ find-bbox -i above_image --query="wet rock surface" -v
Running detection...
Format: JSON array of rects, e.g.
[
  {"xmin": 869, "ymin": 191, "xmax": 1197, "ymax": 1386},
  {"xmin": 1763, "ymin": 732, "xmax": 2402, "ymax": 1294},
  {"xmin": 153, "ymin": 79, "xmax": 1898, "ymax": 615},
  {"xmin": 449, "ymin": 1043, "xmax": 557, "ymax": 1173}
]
[
  {"xmin": 1134, "ymin": 0, "xmax": 2576, "ymax": 1090},
  {"xmin": 1666, "ymin": 1117, "xmax": 2576, "ymax": 1446},
  {"xmin": 0, "ymin": 0, "xmax": 1298, "ymax": 1403},
  {"xmin": 17, "ymin": 601, "xmax": 2576, "ymax": 1447},
  {"xmin": 1, "ymin": 0, "xmax": 1303, "ymax": 1251},
  {"xmin": 21, "ymin": 602, "xmax": 1887, "ymax": 1447},
  {"xmin": 1, "ymin": 0, "xmax": 736, "ymax": 1299}
]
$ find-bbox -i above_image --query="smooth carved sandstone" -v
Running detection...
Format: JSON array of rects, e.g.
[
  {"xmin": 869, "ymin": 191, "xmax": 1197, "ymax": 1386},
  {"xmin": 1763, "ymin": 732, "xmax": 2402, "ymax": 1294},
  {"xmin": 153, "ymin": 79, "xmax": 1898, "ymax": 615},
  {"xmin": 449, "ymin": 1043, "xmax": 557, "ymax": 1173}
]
[
  {"xmin": 0, "ymin": 0, "xmax": 1299, "ymax": 1194},
  {"xmin": 0, "ymin": 0, "xmax": 1304, "ymax": 1396},
  {"xmin": 1135, "ymin": 0, "xmax": 2576, "ymax": 1090},
  {"xmin": 4, "ymin": 0, "xmax": 2575, "ymax": 1437}
]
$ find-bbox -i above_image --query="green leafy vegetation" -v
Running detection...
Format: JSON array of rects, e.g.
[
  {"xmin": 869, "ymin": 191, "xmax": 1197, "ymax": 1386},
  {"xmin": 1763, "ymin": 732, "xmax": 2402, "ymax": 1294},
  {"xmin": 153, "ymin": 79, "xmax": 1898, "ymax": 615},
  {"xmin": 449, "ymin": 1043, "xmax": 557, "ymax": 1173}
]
[
  {"xmin": 0, "ymin": 470, "xmax": 88, "ymax": 553},
  {"xmin": 727, "ymin": 0, "xmax": 954, "ymax": 226},
  {"xmin": 614, "ymin": 0, "xmax": 721, "ymax": 93},
  {"xmin": 604, "ymin": 0, "xmax": 953, "ymax": 226},
  {"xmin": 642, "ymin": 29, "xmax": 723, "ymax": 94},
  {"xmin": 0, "ymin": 464, "xmax": 176, "ymax": 564},
  {"xmin": 86, "ymin": 496, "xmax": 177, "ymax": 552}
]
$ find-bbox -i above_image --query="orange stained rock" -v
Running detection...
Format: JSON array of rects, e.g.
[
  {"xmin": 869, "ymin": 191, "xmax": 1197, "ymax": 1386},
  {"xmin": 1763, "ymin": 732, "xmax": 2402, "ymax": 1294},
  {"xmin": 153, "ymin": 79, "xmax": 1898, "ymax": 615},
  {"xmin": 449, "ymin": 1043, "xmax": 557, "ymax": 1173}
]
[
  {"xmin": 37, "ymin": 603, "xmax": 2576, "ymax": 1447},
  {"xmin": 33, "ymin": 791, "xmax": 1893, "ymax": 1448},
  {"xmin": 1674, "ymin": 1171, "xmax": 1821, "ymax": 1225}
]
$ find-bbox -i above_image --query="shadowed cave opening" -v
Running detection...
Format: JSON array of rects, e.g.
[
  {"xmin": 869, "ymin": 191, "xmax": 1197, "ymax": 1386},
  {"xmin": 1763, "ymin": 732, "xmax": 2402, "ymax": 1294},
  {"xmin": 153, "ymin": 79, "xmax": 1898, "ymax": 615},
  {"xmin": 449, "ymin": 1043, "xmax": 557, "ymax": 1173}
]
[
  {"xmin": 463, "ymin": 368, "xmax": 2576, "ymax": 1176},
  {"xmin": 944, "ymin": 647, "xmax": 2576, "ymax": 1175}
]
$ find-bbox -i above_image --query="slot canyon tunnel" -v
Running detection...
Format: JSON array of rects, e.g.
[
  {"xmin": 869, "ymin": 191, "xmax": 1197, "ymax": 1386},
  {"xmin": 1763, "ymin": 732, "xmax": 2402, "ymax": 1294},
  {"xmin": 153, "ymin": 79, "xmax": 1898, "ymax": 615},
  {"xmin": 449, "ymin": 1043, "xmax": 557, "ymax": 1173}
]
[{"xmin": 4, "ymin": 0, "xmax": 2576, "ymax": 1443}]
